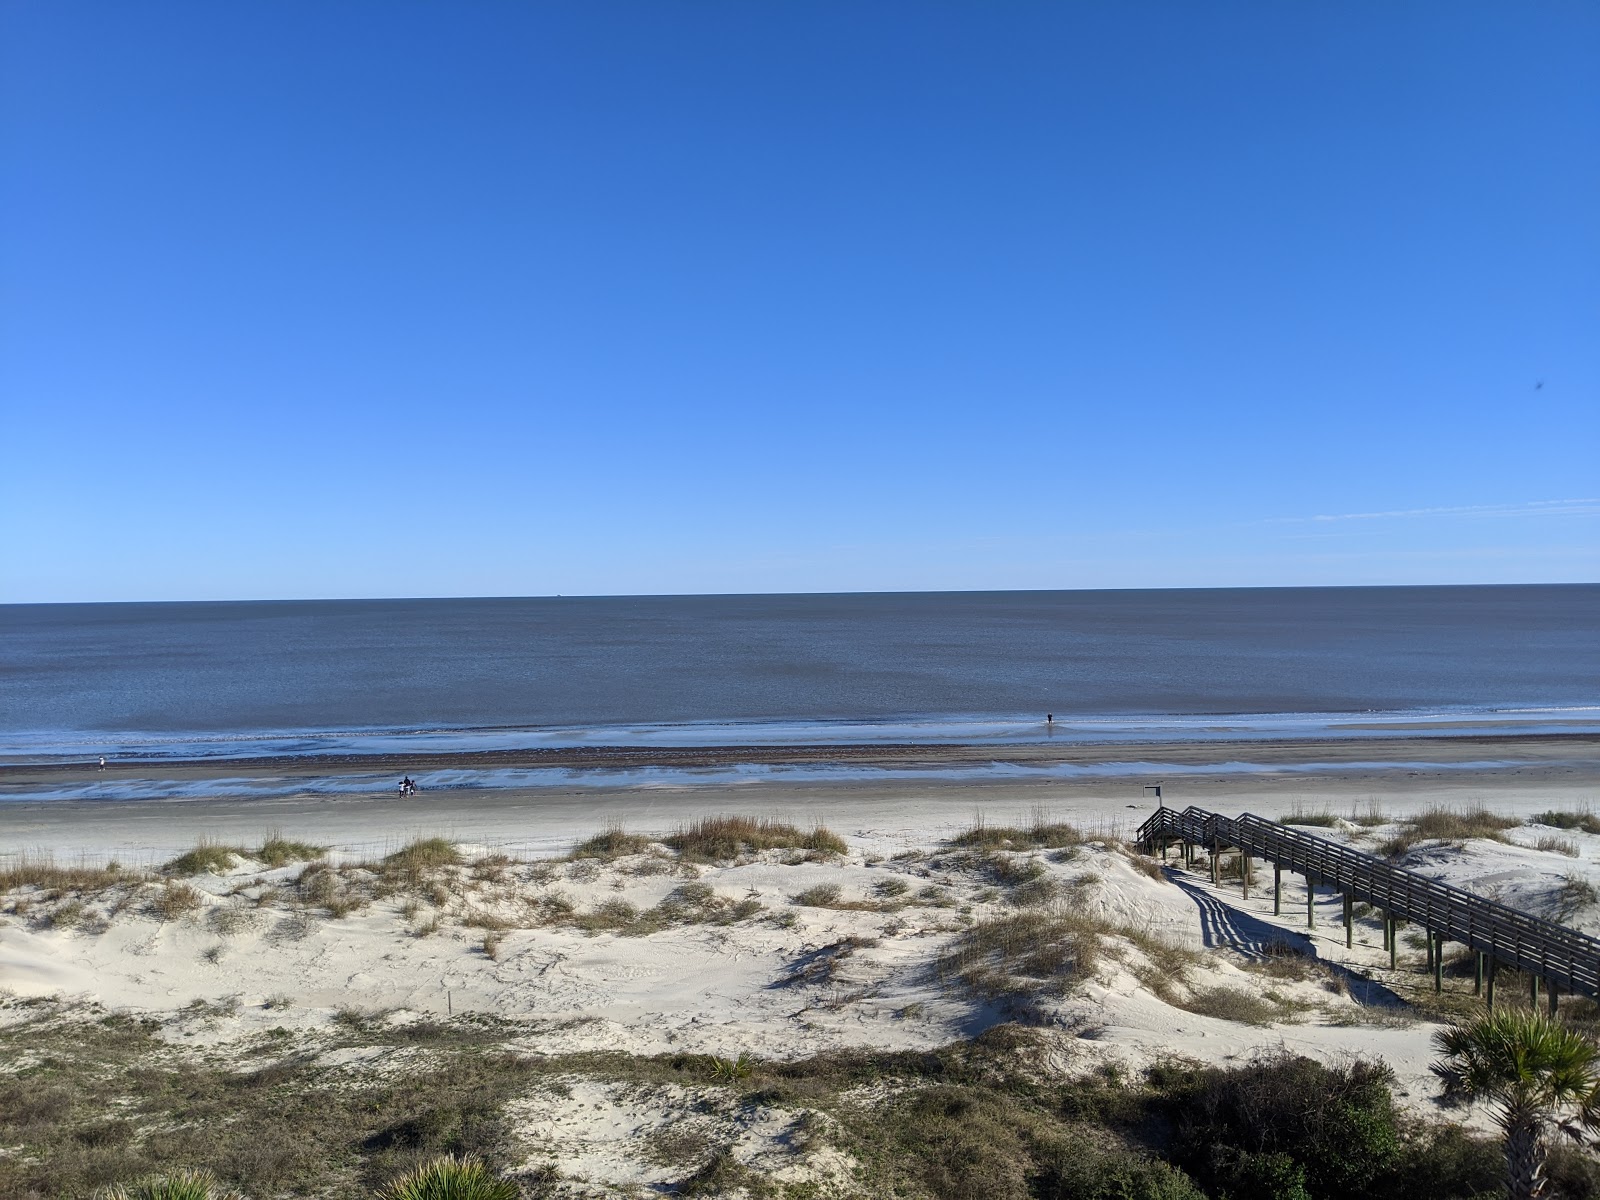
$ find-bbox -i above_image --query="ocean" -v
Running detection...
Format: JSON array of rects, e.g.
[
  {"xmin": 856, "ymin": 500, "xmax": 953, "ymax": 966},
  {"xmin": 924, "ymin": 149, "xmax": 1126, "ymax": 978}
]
[{"xmin": 2, "ymin": 585, "xmax": 1596, "ymax": 767}]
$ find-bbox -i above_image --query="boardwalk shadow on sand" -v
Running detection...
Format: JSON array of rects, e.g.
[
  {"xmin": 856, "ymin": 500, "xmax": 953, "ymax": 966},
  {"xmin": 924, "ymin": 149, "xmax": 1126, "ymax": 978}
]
[{"xmin": 1168, "ymin": 868, "xmax": 1406, "ymax": 1009}]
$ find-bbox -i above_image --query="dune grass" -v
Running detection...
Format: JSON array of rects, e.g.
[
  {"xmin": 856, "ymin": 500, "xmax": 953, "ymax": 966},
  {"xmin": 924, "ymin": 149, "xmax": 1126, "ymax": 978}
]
[
  {"xmin": 1532, "ymin": 809, "xmax": 1600, "ymax": 835},
  {"xmin": 0, "ymin": 855, "xmax": 132, "ymax": 895},
  {"xmin": 162, "ymin": 840, "xmax": 246, "ymax": 877},
  {"xmin": 950, "ymin": 812, "xmax": 1085, "ymax": 850},
  {"xmin": 571, "ymin": 824, "xmax": 652, "ymax": 861},
  {"xmin": 664, "ymin": 815, "xmax": 846, "ymax": 863},
  {"xmin": 255, "ymin": 835, "xmax": 326, "ymax": 868},
  {"xmin": 1378, "ymin": 805, "xmax": 1520, "ymax": 858}
]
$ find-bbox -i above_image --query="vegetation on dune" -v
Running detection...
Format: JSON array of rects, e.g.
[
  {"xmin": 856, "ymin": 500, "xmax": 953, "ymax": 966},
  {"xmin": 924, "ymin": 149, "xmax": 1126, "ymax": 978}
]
[
  {"xmin": 1532, "ymin": 810, "xmax": 1600, "ymax": 836},
  {"xmin": 94, "ymin": 1167, "xmax": 245, "ymax": 1200},
  {"xmin": 373, "ymin": 1154, "xmax": 518, "ymax": 1200},
  {"xmin": 162, "ymin": 840, "xmax": 247, "ymax": 877},
  {"xmin": 384, "ymin": 837, "xmax": 463, "ymax": 874},
  {"xmin": 570, "ymin": 824, "xmax": 652, "ymax": 860},
  {"xmin": 949, "ymin": 814, "xmax": 1086, "ymax": 851},
  {"xmin": 254, "ymin": 835, "xmax": 326, "ymax": 868},
  {"xmin": 1433, "ymin": 1009, "xmax": 1600, "ymax": 1200},
  {"xmin": 0, "ymin": 855, "xmax": 134, "ymax": 894},
  {"xmin": 1380, "ymin": 805, "xmax": 1521, "ymax": 858},
  {"xmin": 0, "ymin": 1000, "xmax": 1566, "ymax": 1200},
  {"xmin": 665, "ymin": 815, "xmax": 846, "ymax": 863}
]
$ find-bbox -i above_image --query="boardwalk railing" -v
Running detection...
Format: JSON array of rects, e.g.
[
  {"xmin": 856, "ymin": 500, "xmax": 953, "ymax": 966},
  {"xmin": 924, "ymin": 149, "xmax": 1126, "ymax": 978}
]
[{"xmin": 1137, "ymin": 804, "xmax": 1600, "ymax": 1002}]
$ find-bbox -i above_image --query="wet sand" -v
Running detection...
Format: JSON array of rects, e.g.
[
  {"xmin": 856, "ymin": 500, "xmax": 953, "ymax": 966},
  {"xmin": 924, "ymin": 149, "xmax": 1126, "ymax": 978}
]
[{"xmin": 2, "ymin": 732, "xmax": 1596, "ymax": 864}]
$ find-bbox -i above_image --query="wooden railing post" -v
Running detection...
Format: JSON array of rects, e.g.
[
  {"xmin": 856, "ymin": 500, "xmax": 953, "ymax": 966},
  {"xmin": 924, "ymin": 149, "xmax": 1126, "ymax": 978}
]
[
  {"xmin": 1274, "ymin": 866, "xmax": 1282, "ymax": 915},
  {"xmin": 1343, "ymin": 892, "xmax": 1353, "ymax": 949}
]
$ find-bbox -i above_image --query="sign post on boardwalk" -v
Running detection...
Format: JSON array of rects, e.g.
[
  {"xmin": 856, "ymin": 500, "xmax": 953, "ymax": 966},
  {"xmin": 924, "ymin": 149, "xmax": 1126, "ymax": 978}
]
[{"xmin": 1142, "ymin": 783, "xmax": 1164, "ymax": 858}]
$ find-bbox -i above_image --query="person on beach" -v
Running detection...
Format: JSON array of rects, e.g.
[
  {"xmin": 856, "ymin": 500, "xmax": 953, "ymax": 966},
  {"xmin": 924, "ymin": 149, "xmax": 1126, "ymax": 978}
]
[{"xmin": 98, "ymin": 756, "xmax": 106, "ymax": 770}]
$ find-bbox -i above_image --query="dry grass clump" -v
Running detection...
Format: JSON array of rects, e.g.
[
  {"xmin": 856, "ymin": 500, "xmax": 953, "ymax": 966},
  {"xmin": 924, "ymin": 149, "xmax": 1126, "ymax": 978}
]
[
  {"xmin": 665, "ymin": 816, "xmax": 846, "ymax": 863},
  {"xmin": 1177, "ymin": 987, "xmax": 1288, "ymax": 1026},
  {"xmin": 162, "ymin": 840, "xmax": 246, "ymax": 876},
  {"xmin": 950, "ymin": 813, "xmax": 1085, "ymax": 851},
  {"xmin": 570, "ymin": 883, "xmax": 763, "ymax": 935},
  {"xmin": 0, "ymin": 854, "xmax": 132, "ymax": 896},
  {"xmin": 1280, "ymin": 808, "xmax": 1338, "ymax": 828},
  {"xmin": 1555, "ymin": 873, "xmax": 1600, "ymax": 921},
  {"xmin": 148, "ymin": 881, "xmax": 202, "ymax": 921},
  {"xmin": 937, "ymin": 910, "xmax": 1109, "ymax": 1000},
  {"xmin": 255, "ymin": 836, "xmax": 325, "ymax": 868},
  {"xmin": 294, "ymin": 862, "xmax": 366, "ymax": 918},
  {"xmin": 1378, "ymin": 805, "xmax": 1519, "ymax": 858},
  {"xmin": 384, "ymin": 837, "xmax": 462, "ymax": 873},
  {"xmin": 1532, "ymin": 809, "xmax": 1600, "ymax": 835},
  {"xmin": 572, "ymin": 825, "xmax": 653, "ymax": 861},
  {"xmin": 1536, "ymin": 835, "xmax": 1580, "ymax": 858}
]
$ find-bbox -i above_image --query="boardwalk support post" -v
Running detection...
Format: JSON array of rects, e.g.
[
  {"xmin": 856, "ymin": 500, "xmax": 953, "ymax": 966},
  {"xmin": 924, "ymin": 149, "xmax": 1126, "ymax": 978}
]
[
  {"xmin": 1343, "ymin": 892, "xmax": 1353, "ymax": 949},
  {"xmin": 1242, "ymin": 853, "xmax": 1251, "ymax": 900},
  {"xmin": 1388, "ymin": 919, "xmax": 1397, "ymax": 970},
  {"xmin": 1426, "ymin": 928, "xmax": 1435, "ymax": 975},
  {"xmin": 1433, "ymin": 933, "xmax": 1443, "ymax": 993},
  {"xmin": 1274, "ymin": 866, "xmax": 1282, "ymax": 916},
  {"xmin": 1381, "ymin": 911, "xmax": 1390, "ymax": 952},
  {"xmin": 1211, "ymin": 839, "xmax": 1220, "ymax": 885},
  {"xmin": 1307, "ymin": 877, "xmax": 1315, "ymax": 929}
]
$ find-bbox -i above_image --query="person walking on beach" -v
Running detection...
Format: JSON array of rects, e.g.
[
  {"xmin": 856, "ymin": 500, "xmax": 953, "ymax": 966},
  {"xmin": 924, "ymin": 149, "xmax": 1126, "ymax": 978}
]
[{"xmin": 98, "ymin": 756, "xmax": 106, "ymax": 771}]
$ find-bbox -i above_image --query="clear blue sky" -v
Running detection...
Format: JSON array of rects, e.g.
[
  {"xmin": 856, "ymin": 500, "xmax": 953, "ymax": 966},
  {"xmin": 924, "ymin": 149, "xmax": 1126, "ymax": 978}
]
[{"xmin": 3, "ymin": 2, "xmax": 1596, "ymax": 602}]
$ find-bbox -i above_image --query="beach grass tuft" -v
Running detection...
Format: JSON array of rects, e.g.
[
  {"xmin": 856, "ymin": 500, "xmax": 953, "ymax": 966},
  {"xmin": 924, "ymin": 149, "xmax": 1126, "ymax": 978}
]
[
  {"xmin": 0, "ymin": 854, "xmax": 131, "ymax": 895},
  {"xmin": 254, "ymin": 834, "xmax": 326, "ymax": 868},
  {"xmin": 950, "ymin": 812, "xmax": 1085, "ymax": 851},
  {"xmin": 162, "ymin": 840, "xmax": 246, "ymax": 877},
  {"xmin": 384, "ymin": 837, "xmax": 463, "ymax": 873},
  {"xmin": 572, "ymin": 823, "xmax": 652, "ymax": 861},
  {"xmin": 1532, "ymin": 809, "xmax": 1600, "ymax": 835},
  {"xmin": 665, "ymin": 815, "xmax": 846, "ymax": 863},
  {"xmin": 1378, "ymin": 805, "xmax": 1520, "ymax": 858}
]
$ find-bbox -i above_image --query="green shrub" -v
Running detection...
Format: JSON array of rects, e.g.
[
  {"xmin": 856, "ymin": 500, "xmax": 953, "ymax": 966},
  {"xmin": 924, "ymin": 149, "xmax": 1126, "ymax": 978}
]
[
  {"xmin": 1157, "ymin": 1053, "xmax": 1401, "ymax": 1200},
  {"xmin": 1531, "ymin": 810, "xmax": 1600, "ymax": 835},
  {"xmin": 375, "ymin": 1154, "xmax": 518, "ymax": 1200}
]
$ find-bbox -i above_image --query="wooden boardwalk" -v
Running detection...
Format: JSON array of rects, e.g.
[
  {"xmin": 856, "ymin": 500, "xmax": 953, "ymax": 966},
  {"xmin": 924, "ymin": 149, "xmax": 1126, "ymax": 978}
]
[{"xmin": 1136, "ymin": 804, "xmax": 1600, "ymax": 1008}]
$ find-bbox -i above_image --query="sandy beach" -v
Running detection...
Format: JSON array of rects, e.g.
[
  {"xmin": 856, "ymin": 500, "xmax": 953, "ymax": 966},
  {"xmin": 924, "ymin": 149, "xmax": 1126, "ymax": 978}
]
[{"xmin": 4, "ymin": 735, "xmax": 1599, "ymax": 1194}]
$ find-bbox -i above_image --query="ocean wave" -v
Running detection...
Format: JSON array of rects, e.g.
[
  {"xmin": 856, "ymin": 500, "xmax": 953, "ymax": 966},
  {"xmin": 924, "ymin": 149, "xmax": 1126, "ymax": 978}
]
[
  {"xmin": 3, "ymin": 757, "xmax": 1586, "ymax": 805},
  {"xmin": 1, "ymin": 705, "xmax": 1597, "ymax": 765}
]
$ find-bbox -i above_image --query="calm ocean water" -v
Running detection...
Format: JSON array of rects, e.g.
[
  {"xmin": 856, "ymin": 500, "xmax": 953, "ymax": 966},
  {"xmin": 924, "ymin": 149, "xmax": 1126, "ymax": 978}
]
[{"xmin": 2, "ymin": 586, "xmax": 1596, "ymax": 765}]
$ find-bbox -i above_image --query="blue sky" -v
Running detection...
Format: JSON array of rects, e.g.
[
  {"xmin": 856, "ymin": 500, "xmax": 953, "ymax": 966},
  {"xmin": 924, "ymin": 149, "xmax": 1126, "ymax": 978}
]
[{"xmin": 3, "ymin": 2, "xmax": 1596, "ymax": 602}]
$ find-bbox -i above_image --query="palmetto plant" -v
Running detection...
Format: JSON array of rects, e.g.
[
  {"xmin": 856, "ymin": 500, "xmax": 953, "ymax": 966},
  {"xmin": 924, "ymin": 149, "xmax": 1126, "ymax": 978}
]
[
  {"xmin": 375, "ymin": 1155, "xmax": 520, "ymax": 1200},
  {"xmin": 95, "ymin": 1168, "xmax": 245, "ymax": 1200},
  {"xmin": 1432, "ymin": 1009, "xmax": 1600, "ymax": 1200}
]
